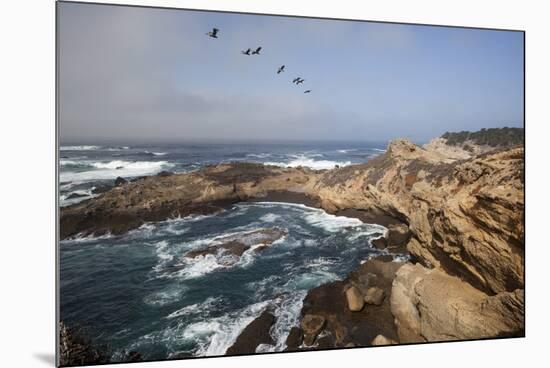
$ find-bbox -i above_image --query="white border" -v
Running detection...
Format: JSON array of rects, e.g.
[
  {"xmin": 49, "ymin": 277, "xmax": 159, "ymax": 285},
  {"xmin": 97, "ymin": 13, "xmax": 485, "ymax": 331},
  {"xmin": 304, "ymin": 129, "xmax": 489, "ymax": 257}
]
[{"xmin": 1, "ymin": 1, "xmax": 548, "ymax": 367}]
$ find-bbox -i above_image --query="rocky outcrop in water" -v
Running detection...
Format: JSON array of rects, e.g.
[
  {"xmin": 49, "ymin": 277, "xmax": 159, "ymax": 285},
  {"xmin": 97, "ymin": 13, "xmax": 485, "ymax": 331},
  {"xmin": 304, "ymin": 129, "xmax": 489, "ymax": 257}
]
[
  {"xmin": 185, "ymin": 228, "xmax": 287, "ymax": 259},
  {"xmin": 59, "ymin": 322, "xmax": 109, "ymax": 366}
]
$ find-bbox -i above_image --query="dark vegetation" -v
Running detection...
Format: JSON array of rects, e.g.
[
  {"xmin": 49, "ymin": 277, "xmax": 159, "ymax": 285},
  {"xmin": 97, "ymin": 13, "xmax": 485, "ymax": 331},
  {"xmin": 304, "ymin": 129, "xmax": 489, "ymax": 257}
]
[{"xmin": 441, "ymin": 127, "xmax": 523, "ymax": 147}]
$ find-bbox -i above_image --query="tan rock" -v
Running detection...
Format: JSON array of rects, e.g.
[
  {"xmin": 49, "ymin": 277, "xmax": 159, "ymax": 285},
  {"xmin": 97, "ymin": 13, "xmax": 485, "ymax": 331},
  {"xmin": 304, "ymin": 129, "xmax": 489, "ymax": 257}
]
[
  {"xmin": 345, "ymin": 286, "xmax": 364, "ymax": 312},
  {"xmin": 364, "ymin": 287, "xmax": 385, "ymax": 305},
  {"xmin": 390, "ymin": 263, "xmax": 524, "ymax": 343},
  {"xmin": 371, "ymin": 334, "xmax": 397, "ymax": 345}
]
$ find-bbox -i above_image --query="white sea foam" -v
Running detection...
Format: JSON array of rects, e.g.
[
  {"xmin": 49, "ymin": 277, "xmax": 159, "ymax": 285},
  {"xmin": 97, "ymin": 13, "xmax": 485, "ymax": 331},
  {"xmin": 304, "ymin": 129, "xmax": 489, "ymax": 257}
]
[
  {"xmin": 60, "ymin": 160, "xmax": 173, "ymax": 182},
  {"xmin": 165, "ymin": 297, "xmax": 222, "ymax": 319},
  {"xmin": 144, "ymin": 150, "xmax": 167, "ymax": 156},
  {"xmin": 143, "ymin": 286, "xmax": 186, "ymax": 307},
  {"xmin": 259, "ymin": 213, "xmax": 281, "ymax": 223},
  {"xmin": 185, "ymin": 300, "xmax": 270, "ymax": 356},
  {"xmin": 264, "ymin": 154, "xmax": 350, "ymax": 170},
  {"xmin": 269, "ymin": 291, "xmax": 307, "ymax": 351},
  {"xmin": 303, "ymin": 209, "xmax": 363, "ymax": 232},
  {"xmin": 60, "ymin": 145, "xmax": 101, "ymax": 151},
  {"xmin": 246, "ymin": 153, "xmax": 272, "ymax": 159},
  {"xmin": 337, "ymin": 149, "xmax": 358, "ymax": 153}
]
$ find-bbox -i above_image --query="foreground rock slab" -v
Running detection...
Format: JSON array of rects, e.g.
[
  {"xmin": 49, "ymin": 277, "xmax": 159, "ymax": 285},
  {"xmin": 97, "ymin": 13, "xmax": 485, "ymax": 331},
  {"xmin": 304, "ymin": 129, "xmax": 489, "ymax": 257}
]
[{"xmin": 391, "ymin": 263, "xmax": 524, "ymax": 343}]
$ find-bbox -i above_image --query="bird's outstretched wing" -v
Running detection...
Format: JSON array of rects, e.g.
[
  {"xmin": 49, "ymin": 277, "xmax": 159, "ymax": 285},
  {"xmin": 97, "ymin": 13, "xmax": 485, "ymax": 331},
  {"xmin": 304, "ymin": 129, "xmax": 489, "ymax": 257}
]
[{"xmin": 212, "ymin": 28, "xmax": 219, "ymax": 35}]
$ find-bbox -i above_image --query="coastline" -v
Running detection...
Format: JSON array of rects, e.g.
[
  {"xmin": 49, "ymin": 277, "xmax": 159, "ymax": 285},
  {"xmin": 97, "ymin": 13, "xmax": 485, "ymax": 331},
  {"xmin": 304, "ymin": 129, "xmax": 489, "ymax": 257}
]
[{"xmin": 59, "ymin": 130, "xmax": 525, "ymax": 363}]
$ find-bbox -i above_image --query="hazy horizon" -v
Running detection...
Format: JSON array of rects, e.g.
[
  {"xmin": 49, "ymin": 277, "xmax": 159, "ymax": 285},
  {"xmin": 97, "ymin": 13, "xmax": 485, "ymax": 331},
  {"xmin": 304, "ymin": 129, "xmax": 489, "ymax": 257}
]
[{"xmin": 58, "ymin": 2, "xmax": 524, "ymax": 144}]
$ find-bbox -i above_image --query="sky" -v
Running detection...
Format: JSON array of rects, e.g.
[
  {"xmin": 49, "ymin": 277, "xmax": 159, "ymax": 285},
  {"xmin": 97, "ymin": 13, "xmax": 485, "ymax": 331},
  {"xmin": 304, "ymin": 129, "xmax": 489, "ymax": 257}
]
[{"xmin": 58, "ymin": 2, "xmax": 524, "ymax": 144}]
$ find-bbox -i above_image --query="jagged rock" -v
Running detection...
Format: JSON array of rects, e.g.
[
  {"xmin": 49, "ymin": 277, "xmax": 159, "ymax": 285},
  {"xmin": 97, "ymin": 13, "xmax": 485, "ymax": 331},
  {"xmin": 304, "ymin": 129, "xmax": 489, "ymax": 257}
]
[
  {"xmin": 284, "ymin": 327, "xmax": 303, "ymax": 351},
  {"xmin": 391, "ymin": 263, "xmax": 524, "ymax": 343},
  {"xmin": 301, "ymin": 314, "xmax": 326, "ymax": 346},
  {"xmin": 345, "ymin": 286, "xmax": 364, "ymax": 312},
  {"xmin": 114, "ymin": 176, "xmax": 127, "ymax": 186},
  {"xmin": 386, "ymin": 223, "xmax": 410, "ymax": 247},
  {"xmin": 185, "ymin": 228, "xmax": 287, "ymax": 260},
  {"xmin": 157, "ymin": 170, "xmax": 174, "ymax": 177},
  {"xmin": 226, "ymin": 310, "xmax": 275, "ymax": 355},
  {"xmin": 371, "ymin": 335, "xmax": 397, "ymax": 345},
  {"xmin": 364, "ymin": 287, "xmax": 385, "ymax": 306},
  {"xmin": 59, "ymin": 322, "xmax": 108, "ymax": 366},
  {"xmin": 371, "ymin": 237, "xmax": 387, "ymax": 249}
]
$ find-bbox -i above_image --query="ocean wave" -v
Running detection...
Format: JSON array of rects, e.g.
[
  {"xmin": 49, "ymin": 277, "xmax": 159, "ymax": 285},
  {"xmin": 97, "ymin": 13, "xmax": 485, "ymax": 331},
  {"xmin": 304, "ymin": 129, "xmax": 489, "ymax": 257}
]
[
  {"xmin": 165, "ymin": 297, "xmax": 222, "ymax": 319},
  {"xmin": 337, "ymin": 149, "xmax": 358, "ymax": 153},
  {"xmin": 60, "ymin": 188, "xmax": 98, "ymax": 206},
  {"xmin": 60, "ymin": 160, "xmax": 173, "ymax": 182},
  {"xmin": 144, "ymin": 150, "xmax": 167, "ymax": 156},
  {"xmin": 61, "ymin": 232, "xmax": 114, "ymax": 244},
  {"xmin": 264, "ymin": 154, "xmax": 350, "ymax": 170},
  {"xmin": 303, "ymin": 209, "xmax": 363, "ymax": 232},
  {"xmin": 60, "ymin": 145, "xmax": 101, "ymax": 151},
  {"xmin": 143, "ymin": 286, "xmax": 186, "ymax": 307},
  {"xmin": 246, "ymin": 153, "xmax": 272, "ymax": 159},
  {"xmin": 184, "ymin": 300, "xmax": 270, "ymax": 356},
  {"xmin": 259, "ymin": 213, "xmax": 281, "ymax": 223}
]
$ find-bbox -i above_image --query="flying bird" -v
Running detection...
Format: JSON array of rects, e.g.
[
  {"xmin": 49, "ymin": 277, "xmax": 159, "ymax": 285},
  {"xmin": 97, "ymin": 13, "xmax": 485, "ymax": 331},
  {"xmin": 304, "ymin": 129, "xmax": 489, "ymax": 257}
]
[
  {"xmin": 277, "ymin": 65, "xmax": 285, "ymax": 74},
  {"xmin": 292, "ymin": 77, "xmax": 301, "ymax": 84},
  {"xmin": 241, "ymin": 48, "xmax": 251, "ymax": 55},
  {"xmin": 304, "ymin": 90, "xmax": 311, "ymax": 93},
  {"xmin": 252, "ymin": 47, "xmax": 262, "ymax": 55},
  {"xmin": 206, "ymin": 28, "xmax": 219, "ymax": 38},
  {"xmin": 296, "ymin": 78, "xmax": 305, "ymax": 84}
]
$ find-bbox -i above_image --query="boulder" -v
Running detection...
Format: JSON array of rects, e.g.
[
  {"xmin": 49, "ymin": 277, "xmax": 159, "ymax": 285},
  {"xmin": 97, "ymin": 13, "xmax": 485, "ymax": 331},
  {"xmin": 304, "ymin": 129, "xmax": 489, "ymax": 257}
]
[
  {"xmin": 386, "ymin": 223, "xmax": 410, "ymax": 247},
  {"xmin": 301, "ymin": 314, "xmax": 325, "ymax": 346},
  {"xmin": 157, "ymin": 170, "xmax": 174, "ymax": 177},
  {"xmin": 114, "ymin": 176, "xmax": 127, "ymax": 186},
  {"xmin": 364, "ymin": 287, "xmax": 385, "ymax": 306},
  {"xmin": 345, "ymin": 286, "xmax": 364, "ymax": 312},
  {"xmin": 371, "ymin": 237, "xmax": 387, "ymax": 250},
  {"xmin": 284, "ymin": 327, "xmax": 303, "ymax": 351},
  {"xmin": 226, "ymin": 310, "xmax": 275, "ymax": 355},
  {"xmin": 390, "ymin": 263, "xmax": 524, "ymax": 343},
  {"xmin": 371, "ymin": 335, "xmax": 397, "ymax": 346}
]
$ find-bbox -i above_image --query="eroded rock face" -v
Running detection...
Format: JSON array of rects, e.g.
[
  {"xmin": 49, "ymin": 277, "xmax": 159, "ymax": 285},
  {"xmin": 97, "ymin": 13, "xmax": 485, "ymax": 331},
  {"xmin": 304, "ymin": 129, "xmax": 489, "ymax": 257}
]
[
  {"xmin": 301, "ymin": 314, "xmax": 326, "ymax": 346},
  {"xmin": 390, "ymin": 263, "xmax": 524, "ymax": 343}
]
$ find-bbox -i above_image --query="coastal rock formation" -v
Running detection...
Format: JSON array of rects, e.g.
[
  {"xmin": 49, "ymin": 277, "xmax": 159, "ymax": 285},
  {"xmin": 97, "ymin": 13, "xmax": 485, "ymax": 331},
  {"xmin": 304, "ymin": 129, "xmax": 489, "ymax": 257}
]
[
  {"xmin": 60, "ymin": 128, "xmax": 524, "ymax": 349},
  {"xmin": 391, "ymin": 263, "xmax": 524, "ymax": 343},
  {"xmin": 371, "ymin": 334, "xmax": 397, "ymax": 346},
  {"xmin": 184, "ymin": 228, "xmax": 287, "ymax": 259},
  {"xmin": 59, "ymin": 322, "xmax": 109, "ymax": 366},
  {"xmin": 226, "ymin": 310, "xmax": 275, "ymax": 355},
  {"xmin": 294, "ymin": 257, "xmax": 404, "ymax": 349}
]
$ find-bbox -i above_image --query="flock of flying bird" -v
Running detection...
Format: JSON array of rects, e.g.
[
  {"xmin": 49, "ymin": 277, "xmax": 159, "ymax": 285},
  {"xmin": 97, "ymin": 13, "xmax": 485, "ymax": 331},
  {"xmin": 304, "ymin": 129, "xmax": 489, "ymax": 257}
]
[{"xmin": 206, "ymin": 27, "xmax": 312, "ymax": 94}]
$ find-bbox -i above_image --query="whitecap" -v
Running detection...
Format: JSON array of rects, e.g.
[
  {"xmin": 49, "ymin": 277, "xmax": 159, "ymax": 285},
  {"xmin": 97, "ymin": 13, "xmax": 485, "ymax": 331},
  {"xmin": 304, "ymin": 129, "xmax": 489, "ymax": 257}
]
[
  {"xmin": 60, "ymin": 145, "xmax": 101, "ymax": 151},
  {"xmin": 165, "ymin": 297, "xmax": 222, "ymax": 319},
  {"xmin": 264, "ymin": 154, "xmax": 350, "ymax": 170},
  {"xmin": 259, "ymin": 213, "xmax": 281, "ymax": 223},
  {"xmin": 185, "ymin": 300, "xmax": 270, "ymax": 356},
  {"xmin": 60, "ymin": 160, "xmax": 173, "ymax": 182}
]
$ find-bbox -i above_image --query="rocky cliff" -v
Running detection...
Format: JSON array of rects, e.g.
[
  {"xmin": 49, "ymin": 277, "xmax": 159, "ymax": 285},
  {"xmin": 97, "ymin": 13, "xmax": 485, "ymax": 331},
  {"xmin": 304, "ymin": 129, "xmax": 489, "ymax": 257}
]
[{"xmin": 60, "ymin": 129, "xmax": 525, "ymax": 349}]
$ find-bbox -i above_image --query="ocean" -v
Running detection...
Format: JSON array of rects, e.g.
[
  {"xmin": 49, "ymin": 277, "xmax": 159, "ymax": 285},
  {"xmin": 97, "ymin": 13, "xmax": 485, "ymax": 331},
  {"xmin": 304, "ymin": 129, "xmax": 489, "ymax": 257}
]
[{"xmin": 59, "ymin": 141, "xmax": 398, "ymax": 361}]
